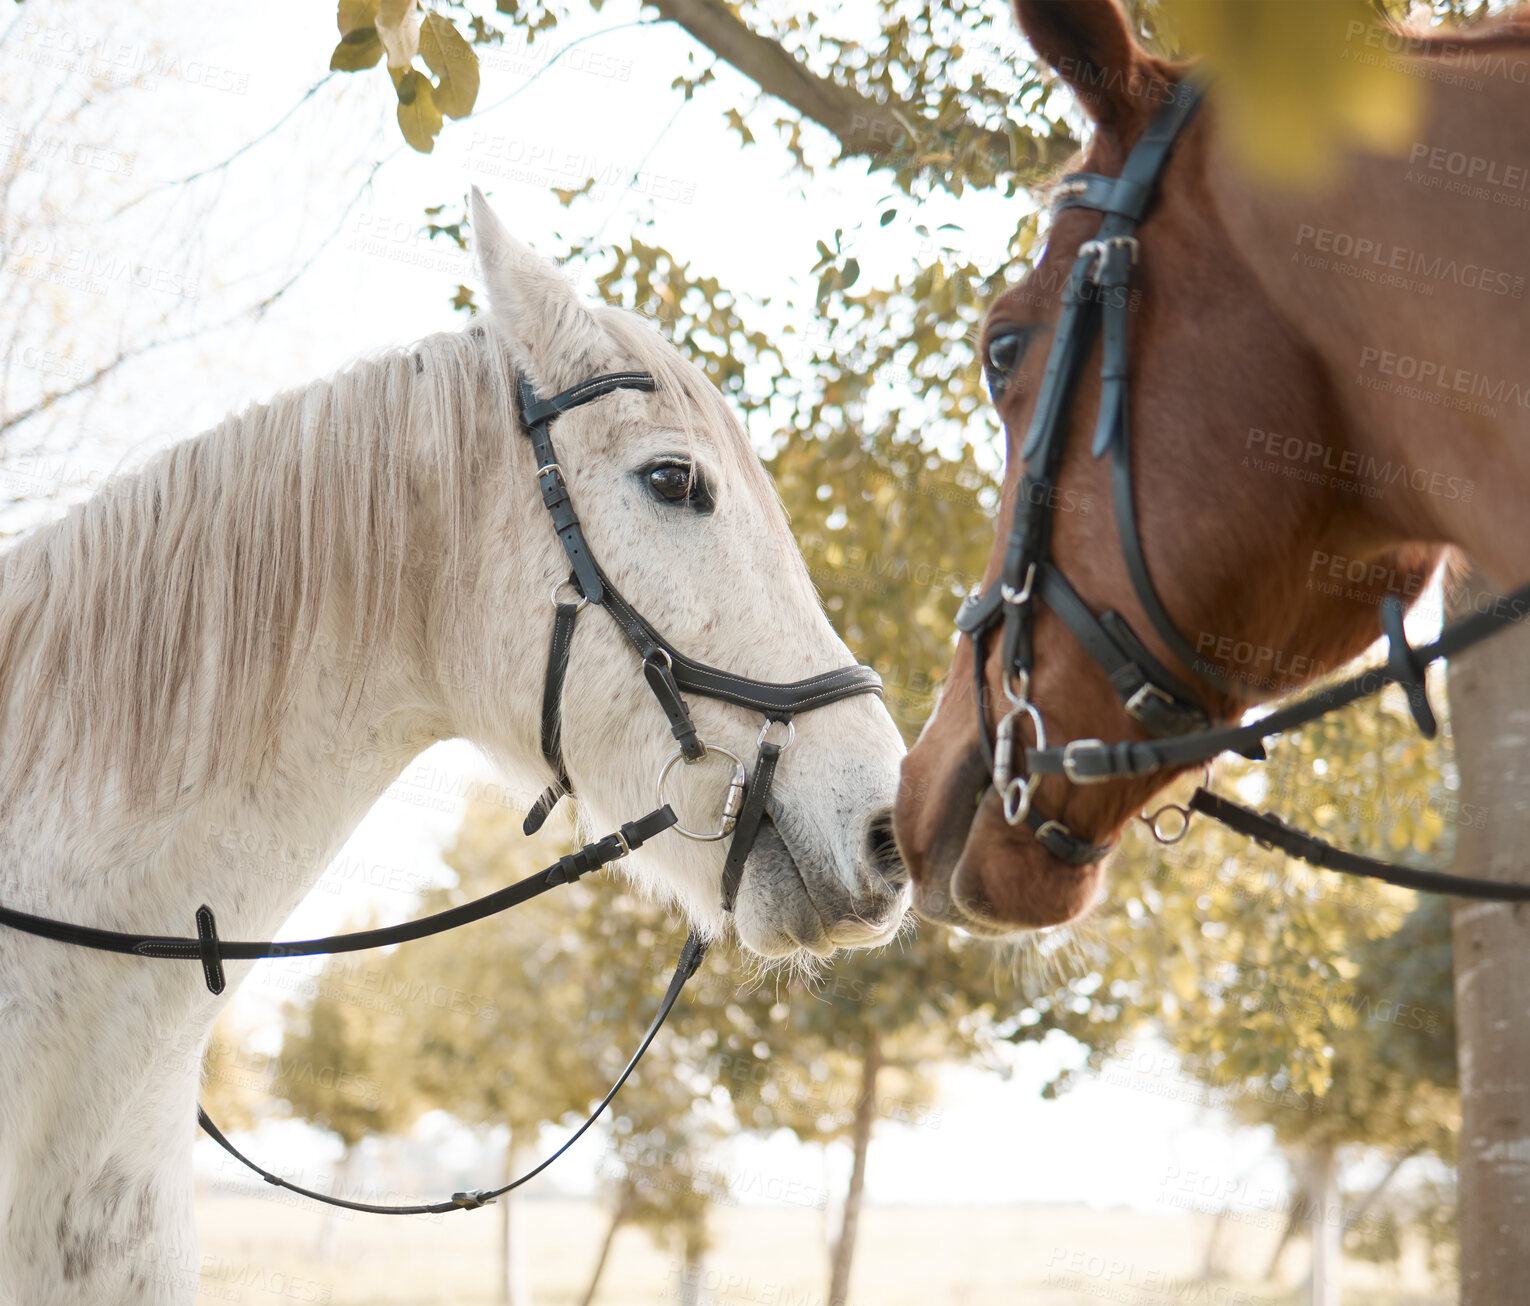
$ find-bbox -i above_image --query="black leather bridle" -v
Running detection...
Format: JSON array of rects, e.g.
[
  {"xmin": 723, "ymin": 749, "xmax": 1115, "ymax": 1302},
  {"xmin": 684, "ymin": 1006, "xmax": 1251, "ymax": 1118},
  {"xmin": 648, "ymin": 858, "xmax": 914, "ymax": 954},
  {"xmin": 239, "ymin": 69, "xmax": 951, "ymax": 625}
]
[
  {"xmin": 0, "ymin": 364, "xmax": 884, "ymax": 1214},
  {"xmin": 513, "ymin": 369, "xmax": 882, "ymax": 910},
  {"xmin": 957, "ymin": 81, "xmax": 1215, "ymax": 866},
  {"xmin": 957, "ymin": 77, "xmax": 1530, "ymax": 898}
]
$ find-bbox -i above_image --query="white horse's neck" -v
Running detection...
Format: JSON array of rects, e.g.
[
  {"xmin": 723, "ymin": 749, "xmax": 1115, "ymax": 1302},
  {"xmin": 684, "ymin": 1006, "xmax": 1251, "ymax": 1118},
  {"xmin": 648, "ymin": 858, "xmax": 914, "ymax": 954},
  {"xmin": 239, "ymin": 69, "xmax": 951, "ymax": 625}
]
[{"xmin": 0, "ymin": 335, "xmax": 543, "ymax": 1305}]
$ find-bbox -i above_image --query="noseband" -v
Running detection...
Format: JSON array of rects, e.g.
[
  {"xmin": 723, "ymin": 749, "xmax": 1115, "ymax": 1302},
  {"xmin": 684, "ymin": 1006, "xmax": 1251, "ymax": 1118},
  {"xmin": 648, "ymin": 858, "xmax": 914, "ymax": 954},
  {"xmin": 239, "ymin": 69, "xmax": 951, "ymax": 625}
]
[{"xmin": 0, "ymin": 365, "xmax": 883, "ymax": 1213}]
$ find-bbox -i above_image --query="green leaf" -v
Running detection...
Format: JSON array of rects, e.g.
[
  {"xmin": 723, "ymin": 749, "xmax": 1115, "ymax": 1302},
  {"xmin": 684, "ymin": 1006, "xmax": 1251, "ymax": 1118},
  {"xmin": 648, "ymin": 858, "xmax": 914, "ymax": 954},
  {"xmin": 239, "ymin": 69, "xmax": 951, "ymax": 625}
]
[
  {"xmin": 395, "ymin": 72, "xmax": 443, "ymax": 152},
  {"xmin": 841, "ymin": 258, "xmax": 860, "ymax": 290},
  {"xmin": 879, "ymin": 209, "xmax": 896, "ymax": 226},
  {"xmin": 337, "ymin": 0, "xmax": 380, "ymax": 35},
  {"xmin": 418, "ymin": 12, "xmax": 478, "ymax": 119},
  {"xmin": 329, "ymin": 28, "xmax": 383, "ymax": 71}
]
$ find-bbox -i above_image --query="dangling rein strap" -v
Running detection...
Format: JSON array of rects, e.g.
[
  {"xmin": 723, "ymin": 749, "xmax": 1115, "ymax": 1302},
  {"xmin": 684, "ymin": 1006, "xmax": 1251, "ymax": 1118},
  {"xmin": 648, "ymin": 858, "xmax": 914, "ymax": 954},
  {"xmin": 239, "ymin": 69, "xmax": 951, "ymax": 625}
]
[
  {"xmin": 0, "ymin": 807, "xmax": 678, "ymax": 993},
  {"xmin": 1187, "ymin": 789, "xmax": 1530, "ymax": 902},
  {"xmin": 198, "ymin": 930, "xmax": 709, "ymax": 1215},
  {"xmin": 0, "ymin": 803, "xmax": 701, "ymax": 1214}
]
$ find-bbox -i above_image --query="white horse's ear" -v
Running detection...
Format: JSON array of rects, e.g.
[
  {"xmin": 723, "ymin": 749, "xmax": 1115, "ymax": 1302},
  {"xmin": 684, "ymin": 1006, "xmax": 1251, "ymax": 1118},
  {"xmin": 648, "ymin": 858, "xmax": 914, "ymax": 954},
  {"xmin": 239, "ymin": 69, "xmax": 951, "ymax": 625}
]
[{"xmin": 470, "ymin": 186, "xmax": 607, "ymax": 389}]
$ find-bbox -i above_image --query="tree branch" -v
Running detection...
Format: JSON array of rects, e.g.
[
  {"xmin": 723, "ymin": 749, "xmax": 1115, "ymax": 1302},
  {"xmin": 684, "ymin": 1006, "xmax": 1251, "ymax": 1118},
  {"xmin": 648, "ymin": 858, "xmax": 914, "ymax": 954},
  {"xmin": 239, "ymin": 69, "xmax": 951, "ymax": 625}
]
[
  {"xmin": 111, "ymin": 74, "xmax": 337, "ymax": 221},
  {"xmin": 0, "ymin": 156, "xmax": 391, "ymax": 438},
  {"xmin": 647, "ymin": 0, "xmax": 1077, "ymax": 177}
]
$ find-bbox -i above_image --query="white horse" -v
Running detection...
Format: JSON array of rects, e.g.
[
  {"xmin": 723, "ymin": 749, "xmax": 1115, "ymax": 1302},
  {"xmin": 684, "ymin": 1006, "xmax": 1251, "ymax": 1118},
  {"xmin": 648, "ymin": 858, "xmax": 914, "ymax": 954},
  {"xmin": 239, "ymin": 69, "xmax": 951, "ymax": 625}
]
[{"xmin": 0, "ymin": 189, "xmax": 908, "ymax": 1305}]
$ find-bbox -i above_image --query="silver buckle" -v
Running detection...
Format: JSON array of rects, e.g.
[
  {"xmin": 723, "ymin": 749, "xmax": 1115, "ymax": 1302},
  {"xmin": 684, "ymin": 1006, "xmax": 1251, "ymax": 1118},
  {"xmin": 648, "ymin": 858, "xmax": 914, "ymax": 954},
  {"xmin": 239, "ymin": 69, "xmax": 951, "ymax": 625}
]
[
  {"xmin": 656, "ymin": 745, "xmax": 747, "ymax": 841},
  {"xmin": 1124, "ymin": 681, "xmax": 1174, "ymax": 723},
  {"xmin": 1033, "ymin": 819, "xmax": 1069, "ymax": 845},
  {"xmin": 1061, "ymin": 739, "xmax": 1112, "ymax": 785},
  {"xmin": 1078, "ymin": 236, "xmax": 1140, "ymax": 284},
  {"xmin": 1001, "ymin": 562, "xmax": 1036, "ymax": 609}
]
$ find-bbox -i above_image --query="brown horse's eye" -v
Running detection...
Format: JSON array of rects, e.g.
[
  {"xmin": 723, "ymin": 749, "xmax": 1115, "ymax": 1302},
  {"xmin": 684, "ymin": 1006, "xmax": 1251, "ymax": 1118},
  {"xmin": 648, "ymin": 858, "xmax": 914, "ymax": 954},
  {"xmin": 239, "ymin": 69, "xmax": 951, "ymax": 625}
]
[
  {"xmin": 645, "ymin": 460, "xmax": 713, "ymax": 512},
  {"xmin": 985, "ymin": 329, "xmax": 1033, "ymax": 402}
]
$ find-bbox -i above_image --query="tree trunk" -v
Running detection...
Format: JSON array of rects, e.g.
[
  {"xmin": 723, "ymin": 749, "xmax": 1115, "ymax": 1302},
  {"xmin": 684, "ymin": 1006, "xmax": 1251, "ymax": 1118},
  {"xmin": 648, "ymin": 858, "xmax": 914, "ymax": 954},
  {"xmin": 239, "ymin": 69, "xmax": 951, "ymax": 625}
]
[
  {"xmin": 1199, "ymin": 1205, "xmax": 1227, "ymax": 1280},
  {"xmin": 1264, "ymin": 1204, "xmax": 1300, "ymax": 1285},
  {"xmin": 678, "ymin": 1233, "xmax": 705, "ymax": 1306},
  {"xmin": 312, "ymin": 1147, "xmax": 356, "ymax": 1262},
  {"xmin": 827, "ymin": 1028, "xmax": 882, "ymax": 1306},
  {"xmin": 577, "ymin": 1184, "xmax": 635, "ymax": 1306},
  {"xmin": 1308, "ymin": 1140, "xmax": 1340, "ymax": 1306},
  {"xmin": 499, "ymin": 1134, "xmax": 535, "ymax": 1306},
  {"xmin": 1449, "ymin": 567, "xmax": 1530, "ymax": 1306}
]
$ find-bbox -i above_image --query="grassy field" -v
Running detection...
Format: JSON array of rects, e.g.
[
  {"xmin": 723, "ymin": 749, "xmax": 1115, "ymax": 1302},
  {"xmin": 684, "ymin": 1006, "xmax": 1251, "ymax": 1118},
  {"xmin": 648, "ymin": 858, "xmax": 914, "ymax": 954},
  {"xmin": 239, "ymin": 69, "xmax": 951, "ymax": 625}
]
[{"xmin": 194, "ymin": 1191, "xmax": 1451, "ymax": 1306}]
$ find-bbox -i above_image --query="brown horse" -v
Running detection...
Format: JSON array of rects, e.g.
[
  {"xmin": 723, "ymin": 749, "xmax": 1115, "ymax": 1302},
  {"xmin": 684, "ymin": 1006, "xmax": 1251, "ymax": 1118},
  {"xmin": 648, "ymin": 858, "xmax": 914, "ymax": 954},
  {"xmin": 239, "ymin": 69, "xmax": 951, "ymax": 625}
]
[{"xmin": 895, "ymin": 0, "xmax": 1530, "ymax": 934}]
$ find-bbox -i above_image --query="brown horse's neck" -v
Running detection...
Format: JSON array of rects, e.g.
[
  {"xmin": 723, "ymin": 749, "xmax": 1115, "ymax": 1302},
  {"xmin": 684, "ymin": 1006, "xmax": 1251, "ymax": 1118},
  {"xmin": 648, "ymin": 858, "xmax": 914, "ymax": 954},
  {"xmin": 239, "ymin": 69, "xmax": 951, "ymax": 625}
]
[{"xmin": 1206, "ymin": 43, "xmax": 1530, "ymax": 585}]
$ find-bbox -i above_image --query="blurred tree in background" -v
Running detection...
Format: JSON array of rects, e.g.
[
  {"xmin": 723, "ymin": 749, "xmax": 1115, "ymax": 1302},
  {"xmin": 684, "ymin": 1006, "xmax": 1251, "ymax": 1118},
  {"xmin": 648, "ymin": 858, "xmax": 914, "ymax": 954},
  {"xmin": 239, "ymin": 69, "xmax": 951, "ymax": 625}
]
[
  {"xmin": 1002, "ymin": 683, "xmax": 1463, "ymax": 1297},
  {"xmin": 299, "ymin": 800, "xmax": 1014, "ymax": 1303}
]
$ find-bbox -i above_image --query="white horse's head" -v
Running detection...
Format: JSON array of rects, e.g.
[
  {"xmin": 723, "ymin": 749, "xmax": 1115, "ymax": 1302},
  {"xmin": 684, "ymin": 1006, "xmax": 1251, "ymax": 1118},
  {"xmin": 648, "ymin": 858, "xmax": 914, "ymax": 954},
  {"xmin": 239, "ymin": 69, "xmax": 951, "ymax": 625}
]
[{"xmin": 447, "ymin": 190, "xmax": 908, "ymax": 958}]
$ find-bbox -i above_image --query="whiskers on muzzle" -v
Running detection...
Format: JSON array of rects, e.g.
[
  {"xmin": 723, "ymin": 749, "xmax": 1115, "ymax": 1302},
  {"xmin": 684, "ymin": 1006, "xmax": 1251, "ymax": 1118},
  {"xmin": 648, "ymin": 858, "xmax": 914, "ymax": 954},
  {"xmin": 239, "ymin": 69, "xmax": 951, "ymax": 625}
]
[{"xmin": 732, "ymin": 807, "xmax": 910, "ymax": 959}]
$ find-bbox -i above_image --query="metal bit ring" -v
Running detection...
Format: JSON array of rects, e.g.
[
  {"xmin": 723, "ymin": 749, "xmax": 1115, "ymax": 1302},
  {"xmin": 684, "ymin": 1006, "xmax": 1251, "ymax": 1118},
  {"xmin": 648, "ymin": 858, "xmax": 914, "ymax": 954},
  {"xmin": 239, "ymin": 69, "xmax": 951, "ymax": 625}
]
[{"xmin": 656, "ymin": 745, "xmax": 747, "ymax": 841}]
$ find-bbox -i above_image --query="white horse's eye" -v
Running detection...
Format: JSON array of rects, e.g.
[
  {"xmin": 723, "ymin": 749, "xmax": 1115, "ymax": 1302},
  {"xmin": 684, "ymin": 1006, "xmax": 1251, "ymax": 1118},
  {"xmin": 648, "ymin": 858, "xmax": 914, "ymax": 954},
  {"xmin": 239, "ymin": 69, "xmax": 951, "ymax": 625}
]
[{"xmin": 644, "ymin": 460, "xmax": 713, "ymax": 512}]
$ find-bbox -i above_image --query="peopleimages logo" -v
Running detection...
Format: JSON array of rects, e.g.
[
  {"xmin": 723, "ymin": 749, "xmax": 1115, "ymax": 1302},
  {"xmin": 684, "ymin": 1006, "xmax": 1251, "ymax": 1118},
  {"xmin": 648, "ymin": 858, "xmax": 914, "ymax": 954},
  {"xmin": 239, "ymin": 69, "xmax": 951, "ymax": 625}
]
[
  {"xmin": 1357, "ymin": 346, "xmax": 1530, "ymax": 413},
  {"xmin": 1293, "ymin": 223, "xmax": 1524, "ymax": 299},
  {"xmin": 1408, "ymin": 142, "xmax": 1530, "ymax": 191},
  {"xmin": 1244, "ymin": 426, "xmax": 1475, "ymax": 503}
]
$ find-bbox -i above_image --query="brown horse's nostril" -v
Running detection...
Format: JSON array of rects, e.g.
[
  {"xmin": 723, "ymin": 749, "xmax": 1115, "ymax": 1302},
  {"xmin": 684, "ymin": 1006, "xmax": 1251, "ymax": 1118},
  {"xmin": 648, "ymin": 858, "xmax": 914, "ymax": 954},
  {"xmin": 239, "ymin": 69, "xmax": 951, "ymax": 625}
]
[{"xmin": 864, "ymin": 808, "xmax": 908, "ymax": 890}]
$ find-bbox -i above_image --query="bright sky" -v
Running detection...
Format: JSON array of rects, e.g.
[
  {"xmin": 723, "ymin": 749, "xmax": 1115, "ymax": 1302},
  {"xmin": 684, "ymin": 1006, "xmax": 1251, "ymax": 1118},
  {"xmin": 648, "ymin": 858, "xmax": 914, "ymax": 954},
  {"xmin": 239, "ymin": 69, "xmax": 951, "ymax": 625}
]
[{"xmin": 0, "ymin": 0, "xmax": 1332, "ymax": 1216}]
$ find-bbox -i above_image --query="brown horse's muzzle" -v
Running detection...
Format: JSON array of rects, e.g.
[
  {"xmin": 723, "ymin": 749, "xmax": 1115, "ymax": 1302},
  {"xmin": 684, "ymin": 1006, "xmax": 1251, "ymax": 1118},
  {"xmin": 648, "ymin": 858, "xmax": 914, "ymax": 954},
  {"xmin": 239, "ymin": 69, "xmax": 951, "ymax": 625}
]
[{"xmin": 894, "ymin": 677, "xmax": 1108, "ymax": 933}]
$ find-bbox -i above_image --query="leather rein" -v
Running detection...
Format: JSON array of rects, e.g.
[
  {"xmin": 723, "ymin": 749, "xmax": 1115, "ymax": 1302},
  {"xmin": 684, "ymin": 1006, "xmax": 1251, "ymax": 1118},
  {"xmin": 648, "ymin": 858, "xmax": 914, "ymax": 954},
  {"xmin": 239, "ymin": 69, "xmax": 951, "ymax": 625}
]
[
  {"xmin": 958, "ymin": 78, "xmax": 1530, "ymax": 902},
  {"xmin": 0, "ymin": 367, "xmax": 883, "ymax": 1214}
]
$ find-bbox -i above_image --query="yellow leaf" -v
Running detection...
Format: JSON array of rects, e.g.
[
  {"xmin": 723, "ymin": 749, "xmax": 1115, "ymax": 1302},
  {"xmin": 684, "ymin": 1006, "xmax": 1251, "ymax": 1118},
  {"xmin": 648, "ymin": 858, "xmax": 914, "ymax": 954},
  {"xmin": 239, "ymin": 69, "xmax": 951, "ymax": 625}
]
[
  {"xmin": 337, "ymin": 0, "xmax": 380, "ymax": 36},
  {"xmin": 330, "ymin": 29, "xmax": 383, "ymax": 72},
  {"xmin": 396, "ymin": 73, "xmax": 443, "ymax": 153},
  {"xmin": 419, "ymin": 12, "xmax": 479, "ymax": 119},
  {"xmin": 377, "ymin": 0, "xmax": 419, "ymax": 69},
  {"xmin": 1160, "ymin": 0, "xmax": 1424, "ymax": 186}
]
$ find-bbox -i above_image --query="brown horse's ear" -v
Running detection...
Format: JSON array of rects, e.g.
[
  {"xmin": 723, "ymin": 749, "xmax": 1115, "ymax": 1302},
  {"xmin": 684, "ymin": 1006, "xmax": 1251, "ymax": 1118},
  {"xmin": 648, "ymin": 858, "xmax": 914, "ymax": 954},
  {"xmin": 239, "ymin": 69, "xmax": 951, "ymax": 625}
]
[{"xmin": 1013, "ymin": 0, "xmax": 1147, "ymax": 135}]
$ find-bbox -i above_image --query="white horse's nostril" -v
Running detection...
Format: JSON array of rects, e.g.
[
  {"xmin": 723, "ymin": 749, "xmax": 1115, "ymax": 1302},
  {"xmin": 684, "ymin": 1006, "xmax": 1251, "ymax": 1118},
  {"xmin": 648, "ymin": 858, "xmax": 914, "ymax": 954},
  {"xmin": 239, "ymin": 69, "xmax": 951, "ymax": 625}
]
[{"xmin": 863, "ymin": 808, "xmax": 908, "ymax": 890}]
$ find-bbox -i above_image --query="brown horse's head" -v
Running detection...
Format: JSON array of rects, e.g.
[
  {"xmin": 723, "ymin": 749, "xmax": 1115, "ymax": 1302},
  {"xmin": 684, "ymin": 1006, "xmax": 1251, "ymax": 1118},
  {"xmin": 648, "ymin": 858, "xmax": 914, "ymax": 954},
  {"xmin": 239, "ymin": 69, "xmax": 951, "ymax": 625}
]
[{"xmin": 895, "ymin": 0, "xmax": 1441, "ymax": 934}]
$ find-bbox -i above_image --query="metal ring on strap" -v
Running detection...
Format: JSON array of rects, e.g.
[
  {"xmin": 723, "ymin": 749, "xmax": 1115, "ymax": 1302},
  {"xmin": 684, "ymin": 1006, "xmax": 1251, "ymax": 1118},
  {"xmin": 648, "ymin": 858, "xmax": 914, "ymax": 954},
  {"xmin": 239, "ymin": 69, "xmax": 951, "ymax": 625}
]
[
  {"xmin": 550, "ymin": 579, "xmax": 590, "ymax": 612},
  {"xmin": 756, "ymin": 719, "xmax": 795, "ymax": 751},
  {"xmin": 656, "ymin": 745, "xmax": 748, "ymax": 841}
]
